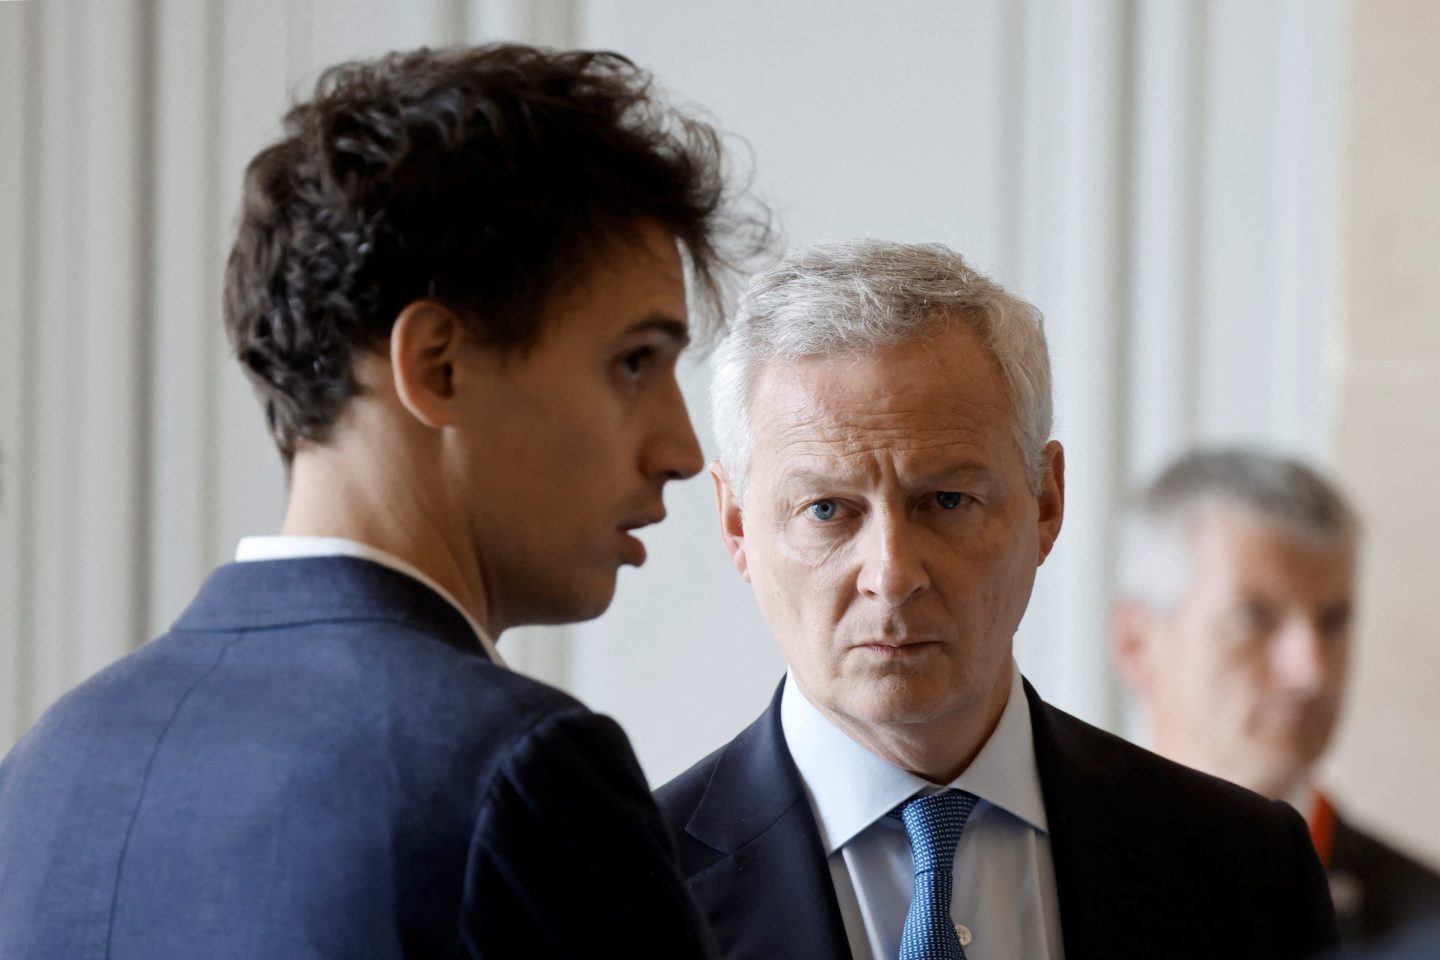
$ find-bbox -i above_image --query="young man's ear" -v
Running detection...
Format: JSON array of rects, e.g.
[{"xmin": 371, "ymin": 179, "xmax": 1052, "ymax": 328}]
[
  {"xmin": 390, "ymin": 300, "xmax": 466, "ymax": 428},
  {"xmin": 711, "ymin": 461, "xmax": 751, "ymax": 582}
]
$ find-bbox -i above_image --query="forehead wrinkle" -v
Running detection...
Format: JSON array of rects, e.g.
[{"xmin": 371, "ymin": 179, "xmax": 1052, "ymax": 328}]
[
  {"xmin": 766, "ymin": 428, "xmax": 999, "ymax": 497},
  {"xmin": 758, "ymin": 390, "xmax": 1001, "ymax": 462}
]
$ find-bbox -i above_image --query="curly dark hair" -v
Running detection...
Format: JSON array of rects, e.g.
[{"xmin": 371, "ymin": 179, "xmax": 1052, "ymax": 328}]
[{"xmin": 224, "ymin": 43, "xmax": 769, "ymax": 463}]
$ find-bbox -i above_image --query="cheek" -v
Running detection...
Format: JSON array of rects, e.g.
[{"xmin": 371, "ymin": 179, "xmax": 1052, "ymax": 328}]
[
  {"xmin": 750, "ymin": 531, "xmax": 853, "ymax": 643},
  {"xmin": 552, "ymin": 414, "xmax": 635, "ymax": 485},
  {"xmin": 1325, "ymin": 644, "xmax": 1352, "ymax": 693},
  {"xmin": 1151, "ymin": 636, "xmax": 1231, "ymax": 706},
  {"xmin": 486, "ymin": 393, "xmax": 585, "ymax": 469},
  {"xmin": 1195, "ymin": 651, "xmax": 1271, "ymax": 722},
  {"xmin": 954, "ymin": 526, "xmax": 1037, "ymax": 630},
  {"xmin": 755, "ymin": 540, "xmax": 829, "ymax": 620}
]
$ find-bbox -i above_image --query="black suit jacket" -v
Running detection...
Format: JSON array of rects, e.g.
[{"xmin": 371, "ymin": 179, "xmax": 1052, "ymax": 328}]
[
  {"xmin": 1339, "ymin": 923, "xmax": 1440, "ymax": 960},
  {"xmin": 0, "ymin": 557, "xmax": 716, "ymax": 959},
  {"xmin": 656, "ymin": 678, "xmax": 1340, "ymax": 960},
  {"xmin": 1330, "ymin": 811, "xmax": 1440, "ymax": 945}
]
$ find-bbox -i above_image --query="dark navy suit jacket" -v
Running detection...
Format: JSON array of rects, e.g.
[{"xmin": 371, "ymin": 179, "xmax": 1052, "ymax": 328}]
[
  {"xmin": 656, "ymin": 678, "xmax": 1341, "ymax": 960},
  {"xmin": 1331, "ymin": 812, "xmax": 1440, "ymax": 946},
  {"xmin": 0, "ymin": 557, "xmax": 716, "ymax": 959},
  {"xmin": 1339, "ymin": 924, "xmax": 1440, "ymax": 960}
]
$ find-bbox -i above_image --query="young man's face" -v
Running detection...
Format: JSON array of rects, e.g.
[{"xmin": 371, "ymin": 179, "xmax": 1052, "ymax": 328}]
[{"xmin": 454, "ymin": 221, "xmax": 703, "ymax": 631}]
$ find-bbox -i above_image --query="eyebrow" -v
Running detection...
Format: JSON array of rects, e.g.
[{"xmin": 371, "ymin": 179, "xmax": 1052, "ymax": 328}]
[
  {"xmin": 619, "ymin": 314, "xmax": 691, "ymax": 347},
  {"xmin": 777, "ymin": 470, "xmax": 845, "ymax": 492}
]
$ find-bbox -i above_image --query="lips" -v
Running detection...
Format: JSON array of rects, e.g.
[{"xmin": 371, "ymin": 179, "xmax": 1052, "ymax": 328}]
[
  {"xmin": 852, "ymin": 639, "xmax": 942, "ymax": 657},
  {"xmin": 617, "ymin": 510, "xmax": 666, "ymax": 566},
  {"xmin": 619, "ymin": 511, "xmax": 666, "ymax": 533}
]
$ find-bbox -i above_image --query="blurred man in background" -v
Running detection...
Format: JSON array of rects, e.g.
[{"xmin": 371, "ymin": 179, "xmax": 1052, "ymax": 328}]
[
  {"xmin": 1112, "ymin": 448, "xmax": 1440, "ymax": 945},
  {"xmin": 0, "ymin": 43, "xmax": 764, "ymax": 958}
]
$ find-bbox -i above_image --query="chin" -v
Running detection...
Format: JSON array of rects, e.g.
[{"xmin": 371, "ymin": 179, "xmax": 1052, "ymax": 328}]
[
  {"xmin": 1258, "ymin": 719, "xmax": 1333, "ymax": 772},
  {"xmin": 848, "ymin": 675, "xmax": 958, "ymax": 726},
  {"xmin": 561, "ymin": 587, "xmax": 616, "ymax": 625},
  {"xmin": 521, "ymin": 570, "xmax": 617, "ymax": 626},
  {"xmin": 1218, "ymin": 745, "xmax": 1307, "ymax": 795}
]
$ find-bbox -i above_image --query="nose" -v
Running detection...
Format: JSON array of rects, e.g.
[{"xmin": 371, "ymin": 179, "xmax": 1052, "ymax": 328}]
[
  {"xmin": 1272, "ymin": 619, "xmax": 1328, "ymax": 696},
  {"xmin": 642, "ymin": 379, "xmax": 705, "ymax": 483},
  {"xmin": 856, "ymin": 509, "xmax": 931, "ymax": 607}
]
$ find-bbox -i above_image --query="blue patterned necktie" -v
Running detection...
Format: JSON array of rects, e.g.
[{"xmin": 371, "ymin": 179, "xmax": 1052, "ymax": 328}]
[{"xmin": 891, "ymin": 790, "xmax": 980, "ymax": 960}]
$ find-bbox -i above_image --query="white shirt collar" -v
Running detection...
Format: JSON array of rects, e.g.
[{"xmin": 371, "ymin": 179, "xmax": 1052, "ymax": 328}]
[
  {"xmin": 781, "ymin": 660, "xmax": 1048, "ymax": 856},
  {"xmin": 235, "ymin": 535, "xmax": 506, "ymax": 667},
  {"xmin": 1285, "ymin": 780, "xmax": 1318, "ymax": 821}
]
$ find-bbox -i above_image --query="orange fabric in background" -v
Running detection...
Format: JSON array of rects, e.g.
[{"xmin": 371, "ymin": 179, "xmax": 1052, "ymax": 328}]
[{"xmin": 1310, "ymin": 791, "xmax": 1337, "ymax": 869}]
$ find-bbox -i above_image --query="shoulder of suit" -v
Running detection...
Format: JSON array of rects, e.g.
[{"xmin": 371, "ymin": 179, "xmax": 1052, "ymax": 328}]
[
  {"xmin": 211, "ymin": 611, "xmax": 597, "ymax": 739},
  {"xmin": 1035, "ymin": 696, "xmax": 1301, "ymax": 830},
  {"xmin": 654, "ymin": 739, "xmax": 727, "ymax": 817},
  {"xmin": 1333, "ymin": 814, "xmax": 1440, "ymax": 891},
  {"xmin": 386, "ymin": 645, "xmax": 606, "ymax": 761},
  {"xmin": 113, "ymin": 616, "xmax": 601, "ymax": 774}
]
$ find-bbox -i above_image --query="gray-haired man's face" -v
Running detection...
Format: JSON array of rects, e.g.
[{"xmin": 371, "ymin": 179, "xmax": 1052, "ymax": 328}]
[
  {"xmin": 714, "ymin": 323, "xmax": 1064, "ymax": 744},
  {"xmin": 1125, "ymin": 510, "xmax": 1354, "ymax": 798}
]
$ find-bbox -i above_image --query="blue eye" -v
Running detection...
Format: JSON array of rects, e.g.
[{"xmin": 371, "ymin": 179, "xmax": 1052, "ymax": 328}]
[
  {"xmin": 809, "ymin": 499, "xmax": 839, "ymax": 521},
  {"xmin": 935, "ymin": 491, "xmax": 965, "ymax": 510}
]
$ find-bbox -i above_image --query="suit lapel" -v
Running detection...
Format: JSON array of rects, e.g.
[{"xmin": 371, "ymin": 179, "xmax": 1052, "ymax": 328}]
[
  {"xmin": 1025, "ymin": 680, "xmax": 1162, "ymax": 960},
  {"xmin": 681, "ymin": 685, "xmax": 852, "ymax": 960}
]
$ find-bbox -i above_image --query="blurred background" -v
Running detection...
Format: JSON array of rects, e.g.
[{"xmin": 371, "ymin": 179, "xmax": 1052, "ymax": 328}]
[{"xmin": 1, "ymin": 0, "xmax": 1437, "ymax": 866}]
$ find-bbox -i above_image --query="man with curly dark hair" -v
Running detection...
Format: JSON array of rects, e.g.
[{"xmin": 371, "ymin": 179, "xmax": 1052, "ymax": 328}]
[{"xmin": 0, "ymin": 44, "xmax": 765, "ymax": 958}]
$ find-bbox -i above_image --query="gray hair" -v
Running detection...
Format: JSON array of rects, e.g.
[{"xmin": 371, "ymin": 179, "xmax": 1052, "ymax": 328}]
[
  {"xmin": 1116, "ymin": 448, "xmax": 1361, "ymax": 612},
  {"xmin": 710, "ymin": 239, "xmax": 1054, "ymax": 501}
]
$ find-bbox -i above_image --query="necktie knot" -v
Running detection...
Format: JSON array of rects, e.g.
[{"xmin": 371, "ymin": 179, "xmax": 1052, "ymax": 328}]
[{"xmin": 892, "ymin": 789, "xmax": 979, "ymax": 874}]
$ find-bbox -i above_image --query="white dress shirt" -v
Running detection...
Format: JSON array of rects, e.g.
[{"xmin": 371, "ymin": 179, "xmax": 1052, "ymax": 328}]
[
  {"xmin": 235, "ymin": 535, "xmax": 505, "ymax": 666},
  {"xmin": 780, "ymin": 662, "xmax": 1065, "ymax": 960}
]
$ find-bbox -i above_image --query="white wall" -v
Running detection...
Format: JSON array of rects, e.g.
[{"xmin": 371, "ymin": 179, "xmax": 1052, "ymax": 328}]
[{"xmin": 1, "ymin": 1, "xmax": 1347, "ymax": 792}]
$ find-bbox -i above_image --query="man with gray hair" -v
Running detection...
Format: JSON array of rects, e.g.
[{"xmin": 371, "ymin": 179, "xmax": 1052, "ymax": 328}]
[
  {"xmin": 656, "ymin": 239, "xmax": 1339, "ymax": 960},
  {"xmin": 1111, "ymin": 448, "xmax": 1440, "ymax": 946}
]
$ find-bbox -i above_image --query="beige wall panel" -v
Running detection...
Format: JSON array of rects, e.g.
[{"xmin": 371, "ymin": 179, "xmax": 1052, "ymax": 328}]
[
  {"xmin": 1329, "ymin": 0, "xmax": 1440, "ymax": 868},
  {"xmin": 1330, "ymin": 372, "xmax": 1440, "ymax": 868},
  {"xmin": 1343, "ymin": 0, "xmax": 1440, "ymax": 363}
]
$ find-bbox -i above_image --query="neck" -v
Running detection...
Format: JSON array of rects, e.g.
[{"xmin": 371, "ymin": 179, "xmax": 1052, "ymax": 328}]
[
  {"xmin": 811, "ymin": 665, "xmax": 1015, "ymax": 784},
  {"xmin": 282, "ymin": 445, "xmax": 493, "ymax": 635},
  {"xmin": 1148, "ymin": 731, "xmax": 1312, "ymax": 804},
  {"xmin": 1282, "ymin": 777, "xmax": 1316, "ymax": 811}
]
